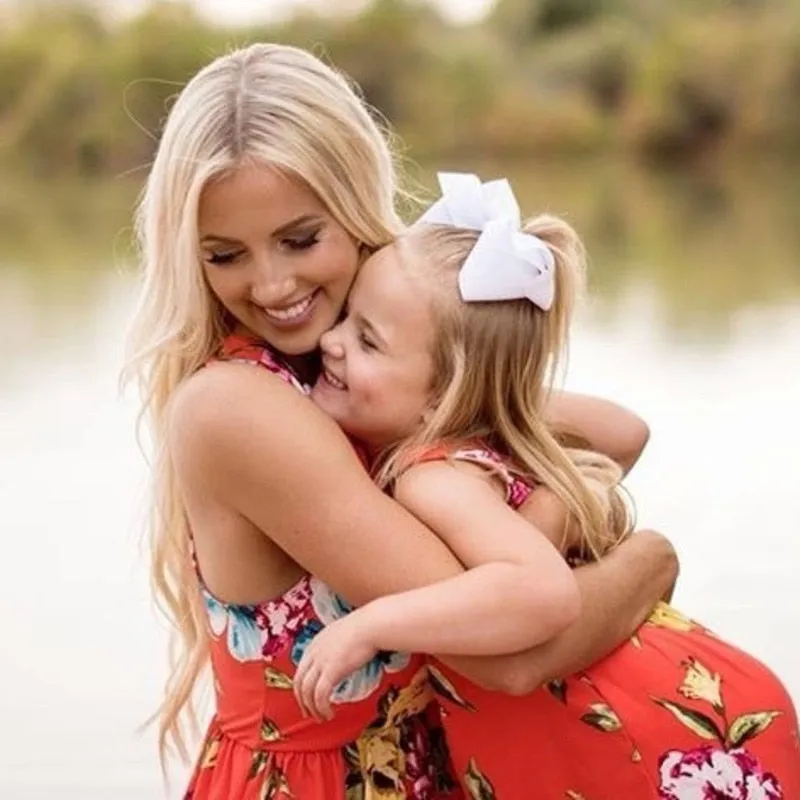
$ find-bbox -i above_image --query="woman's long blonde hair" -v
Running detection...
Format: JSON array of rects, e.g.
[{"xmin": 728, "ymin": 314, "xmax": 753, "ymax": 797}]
[
  {"xmin": 122, "ymin": 43, "xmax": 407, "ymax": 765},
  {"xmin": 377, "ymin": 219, "xmax": 632, "ymax": 558}
]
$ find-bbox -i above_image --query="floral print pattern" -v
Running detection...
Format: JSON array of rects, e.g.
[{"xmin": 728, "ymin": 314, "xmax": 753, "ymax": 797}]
[
  {"xmin": 203, "ymin": 590, "xmax": 264, "ymax": 662},
  {"xmin": 658, "ymin": 746, "xmax": 782, "ymax": 800},
  {"xmin": 342, "ymin": 668, "xmax": 458, "ymax": 800},
  {"xmin": 652, "ymin": 657, "xmax": 785, "ymax": 798}
]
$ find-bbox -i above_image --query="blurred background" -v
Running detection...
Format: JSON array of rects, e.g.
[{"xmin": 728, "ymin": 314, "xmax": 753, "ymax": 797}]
[{"xmin": 1, "ymin": 0, "xmax": 799, "ymax": 796}]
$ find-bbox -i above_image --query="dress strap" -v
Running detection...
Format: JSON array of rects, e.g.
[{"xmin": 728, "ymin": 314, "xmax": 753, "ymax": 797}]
[
  {"xmin": 413, "ymin": 443, "xmax": 533, "ymax": 510},
  {"xmin": 212, "ymin": 333, "xmax": 311, "ymax": 395}
]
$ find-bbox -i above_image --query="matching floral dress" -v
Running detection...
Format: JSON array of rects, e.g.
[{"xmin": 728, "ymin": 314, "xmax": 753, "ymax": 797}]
[
  {"xmin": 185, "ymin": 333, "xmax": 800, "ymax": 799},
  {"xmin": 184, "ymin": 334, "xmax": 461, "ymax": 800},
  {"xmin": 412, "ymin": 446, "xmax": 800, "ymax": 800}
]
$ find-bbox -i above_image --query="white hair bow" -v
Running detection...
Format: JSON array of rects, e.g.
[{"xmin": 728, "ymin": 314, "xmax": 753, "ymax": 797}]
[{"xmin": 416, "ymin": 172, "xmax": 555, "ymax": 311}]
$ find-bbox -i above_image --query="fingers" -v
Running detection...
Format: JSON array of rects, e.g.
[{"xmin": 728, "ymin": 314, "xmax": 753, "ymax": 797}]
[
  {"xmin": 294, "ymin": 646, "xmax": 337, "ymax": 722},
  {"xmin": 312, "ymin": 670, "xmax": 336, "ymax": 721},
  {"xmin": 292, "ymin": 655, "xmax": 318, "ymax": 719}
]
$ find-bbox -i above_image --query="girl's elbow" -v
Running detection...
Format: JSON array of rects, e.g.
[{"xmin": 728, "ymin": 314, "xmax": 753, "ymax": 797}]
[{"xmin": 549, "ymin": 575, "xmax": 581, "ymax": 632}]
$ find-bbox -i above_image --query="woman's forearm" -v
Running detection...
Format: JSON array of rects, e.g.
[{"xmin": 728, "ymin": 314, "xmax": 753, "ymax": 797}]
[{"xmin": 441, "ymin": 530, "xmax": 678, "ymax": 693}]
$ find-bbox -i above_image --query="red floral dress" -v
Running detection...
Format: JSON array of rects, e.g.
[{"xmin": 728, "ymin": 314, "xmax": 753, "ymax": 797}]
[
  {"xmin": 414, "ymin": 445, "xmax": 800, "ymax": 800},
  {"xmin": 184, "ymin": 334, "xmax": 462, "ymax": 800}
]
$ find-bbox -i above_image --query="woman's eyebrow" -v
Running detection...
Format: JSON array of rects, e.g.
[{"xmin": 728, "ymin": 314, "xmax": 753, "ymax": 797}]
[
  {"xmin": 272, "ymin": 213, "xmax": 325, "ymax": 237},
  {"xmin": 199, "ymin": 234, "xmax": 241, "ymax": 246}
]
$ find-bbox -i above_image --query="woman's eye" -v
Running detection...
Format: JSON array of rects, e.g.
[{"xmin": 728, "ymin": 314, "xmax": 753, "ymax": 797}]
[
  {"xmin": 284, "ymin": 232, "xmax": 320, "ymax": 251},
  {"xmin": 206, "ymin": 251, "xmax": 241, "ymax": 265}
]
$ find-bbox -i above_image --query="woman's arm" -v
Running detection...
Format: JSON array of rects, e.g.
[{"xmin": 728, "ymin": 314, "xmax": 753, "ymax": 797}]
[
  {"xmin": 169, "ymin": 363, "xmax": 466, "ymax": 606},
  {"xmin": 442, "ymin": 530, "xmax": 677, "ymax": 694},
  {"xmin": 173, "ymin": 364, "xmax": 577, "ymax": 650},
  {"xmin": 172, "ymin": 364, "xmax": 672, "ymax": 694},
  {"xmin": 544, "ymin": 391, "xmax": 650, "ymax": 474}
]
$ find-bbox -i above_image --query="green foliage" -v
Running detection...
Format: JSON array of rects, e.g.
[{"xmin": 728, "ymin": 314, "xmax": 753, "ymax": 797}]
[{"xmin": 1, "ymin": 0, "xmax": 799, "ymax": 175}]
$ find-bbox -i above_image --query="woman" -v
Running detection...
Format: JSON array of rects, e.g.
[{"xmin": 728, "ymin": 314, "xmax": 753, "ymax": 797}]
[{"xmin": 124, "ymin": 43, "xmax": 676, "ymax": 799}]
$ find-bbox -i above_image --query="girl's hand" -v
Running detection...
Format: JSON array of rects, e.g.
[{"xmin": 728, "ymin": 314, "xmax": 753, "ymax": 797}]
[{"xmin": 293, "ymin": 613, "xmax": 378, "ymax": 721}]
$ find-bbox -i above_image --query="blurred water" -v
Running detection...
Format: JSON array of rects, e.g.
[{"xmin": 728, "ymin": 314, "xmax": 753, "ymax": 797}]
[{"xmin": 1, "ymin": 162, "xmax": 799, "ymax": 797}]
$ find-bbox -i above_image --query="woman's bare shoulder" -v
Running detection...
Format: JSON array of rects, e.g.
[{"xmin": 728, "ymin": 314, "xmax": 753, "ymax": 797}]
[{"xmin": 168, "ymin": 360, "xmax": 355, "ymax": 481}]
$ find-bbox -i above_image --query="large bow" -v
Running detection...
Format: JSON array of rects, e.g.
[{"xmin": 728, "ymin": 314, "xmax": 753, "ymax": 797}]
[{"xmin": 416, "ymin": 172, "xmax": 555, "ymax": 311}]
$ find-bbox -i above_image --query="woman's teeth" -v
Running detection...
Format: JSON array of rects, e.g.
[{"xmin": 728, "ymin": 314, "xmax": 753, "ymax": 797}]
[{"xmin": 263, "ymin": 292, "xmax": 315, "ymax": 321}]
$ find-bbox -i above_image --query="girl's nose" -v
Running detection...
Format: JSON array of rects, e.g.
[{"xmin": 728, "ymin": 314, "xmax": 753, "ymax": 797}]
[{"xmin": 320, "ymin": 327, "xmax": 345, "ymax": 360}]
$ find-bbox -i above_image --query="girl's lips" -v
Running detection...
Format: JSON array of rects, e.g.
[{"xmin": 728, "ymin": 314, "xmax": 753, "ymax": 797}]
[{"xmin": 321, "ymin": 366, "xmax": 347, "ymax": 390}]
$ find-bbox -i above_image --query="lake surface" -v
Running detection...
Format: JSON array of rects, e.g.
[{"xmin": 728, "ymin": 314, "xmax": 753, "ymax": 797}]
[{"xmin": 1, "ymin": 159, "xmax": 799, "ymax": 797}]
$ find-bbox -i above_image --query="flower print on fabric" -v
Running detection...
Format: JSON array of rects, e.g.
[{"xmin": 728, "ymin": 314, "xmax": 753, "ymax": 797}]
[
  {"xmin": 653, "ymin": 657, "xmax": 785, "ymax": 798},
  {"xmin": 202, "ymin": 589, "xmax": 263, "ymax": 662},
  {"xmin": 290, "ymin": 577, "xmax": 411, "ymax": 705},
  {"xmin": 255, "ymin": 576, "xmax": 315, "ymax": 659},
  {"xmin": 202, "ymin": 576, "xmax": 316, "ymax": 663},
  {"xmin": 658, "ymin": 745, "xmax": 782, "ymax": 799}
]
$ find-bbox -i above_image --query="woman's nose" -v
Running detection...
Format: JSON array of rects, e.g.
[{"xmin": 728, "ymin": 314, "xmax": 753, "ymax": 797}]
[{"xmin": 250, "ymin": 252, "xmax": 296, "ymax": 306}]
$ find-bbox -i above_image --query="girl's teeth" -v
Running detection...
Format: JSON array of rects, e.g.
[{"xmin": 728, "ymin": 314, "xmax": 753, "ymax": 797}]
[
  {"xmin": 264, "ymin": 293, "xmax": 314, "ymax": 321},
  {"xmin": 326, "ymin": 370, "xmax": 346, "ymax": 389}
]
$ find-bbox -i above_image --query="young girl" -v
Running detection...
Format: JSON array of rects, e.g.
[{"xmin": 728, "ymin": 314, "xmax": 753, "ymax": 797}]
[
  {"xmin": 125, "ymin": 45, "xmax": 679, "ymax": 799},
  {"xmin": 297, "ymin": 173, "xmax": 800, "ymax": 798}
]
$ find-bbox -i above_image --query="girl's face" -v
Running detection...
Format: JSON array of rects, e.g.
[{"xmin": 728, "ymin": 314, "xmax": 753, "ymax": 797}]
[
  {"xmin": 311, "ymin": 245, "xmax": 436, "ymax": 449},
  {"xmin": 198, "ymin": 164, "xmax": 361, "ymax": 357}
]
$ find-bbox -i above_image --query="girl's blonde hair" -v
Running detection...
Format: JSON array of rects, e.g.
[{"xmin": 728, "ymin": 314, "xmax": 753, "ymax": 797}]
[
  {"xmin": 376, "ymin": 218, "xmax": 632, "ymax": 558},
  {"xmin": 122, "ymin": 43, "xmax": 406, "ymax": 765}
]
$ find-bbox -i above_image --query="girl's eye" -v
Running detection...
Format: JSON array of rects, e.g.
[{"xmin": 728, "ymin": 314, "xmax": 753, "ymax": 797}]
[
  {"xmin": 206, "ymin": 251, "xmax": 241, "ymax": 265},
  {"xmin": 358, "ymin": 331, "xmax": 377, "ymax": 351},
  {"xmin": 284, "ymin": 232, "xmax": 320, "ymax": 251}
]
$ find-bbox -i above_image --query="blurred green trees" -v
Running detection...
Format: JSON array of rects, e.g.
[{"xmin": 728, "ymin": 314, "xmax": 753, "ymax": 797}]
[{"xmin": 1, "ymin": 0, "xmax": 799, "ymax": 175}]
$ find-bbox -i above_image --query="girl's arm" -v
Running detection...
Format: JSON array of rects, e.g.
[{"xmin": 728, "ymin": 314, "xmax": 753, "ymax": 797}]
[
  {"xmin": 440, "ymin": 486, "xmax": 678, "ymax": 694},
  {"xmin": 292, "ymin": 462, "xmax": 581, "ymax": 718},
  {"xmin": 309, "ymin": 462, "xmax": 580, "ymax": 655},
  {"xmin": 544, "ymin": 391, "xmax": 650, "ymax": 474}
]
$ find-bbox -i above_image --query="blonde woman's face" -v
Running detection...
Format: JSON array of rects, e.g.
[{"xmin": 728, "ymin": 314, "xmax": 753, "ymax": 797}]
[
  {"xmin": 198, "ymin": 164, "xmax": 362, "ymax": 356},
  {"xmin": 311, "ymin": 246, "xmax": 435, "ymax": 448}
]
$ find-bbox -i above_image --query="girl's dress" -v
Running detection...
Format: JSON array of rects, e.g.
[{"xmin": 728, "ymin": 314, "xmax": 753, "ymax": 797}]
[
  {"xmin": 184, "ymin": 334, "xmax": 461, "ymax": 800},
  {"xmin": 414, "ymin": 444, "xmax": 800, "ymax": 800}
]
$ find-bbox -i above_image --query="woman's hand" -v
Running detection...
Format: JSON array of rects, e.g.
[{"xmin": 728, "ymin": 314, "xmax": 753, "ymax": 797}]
[{"xmin": 293, "ymin": 613, "xmax": 378, "ymax": 721}]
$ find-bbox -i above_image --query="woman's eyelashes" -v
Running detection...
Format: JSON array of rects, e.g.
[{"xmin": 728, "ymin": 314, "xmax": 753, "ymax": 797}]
[
  {"xmin": 282, "ymin": 230, "xmax": 320, "ymax": 251},
  {"xmin": 203, "ymin": 228, "xmax": 321, "ymax": 265},
  {"xmin": 206, "ymin": 250, "xmax": 242, "ymax": 265}
]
